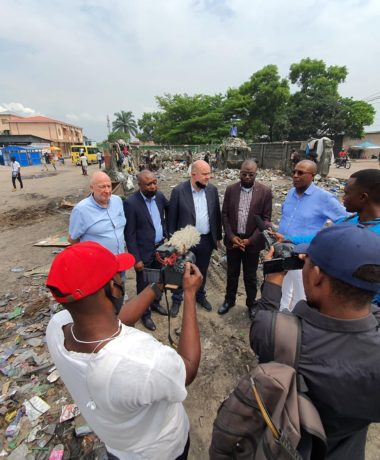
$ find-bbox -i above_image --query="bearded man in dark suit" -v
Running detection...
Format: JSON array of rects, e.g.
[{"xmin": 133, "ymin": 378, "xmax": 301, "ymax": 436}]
[{"xmin": 168, "ymin": 160, "xmax": 222, "ymax": 317}]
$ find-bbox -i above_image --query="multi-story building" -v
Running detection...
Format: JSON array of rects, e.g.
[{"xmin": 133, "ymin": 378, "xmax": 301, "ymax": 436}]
[{"xmin": 0, "ymin": 113, "xmax": 83, "ymax": 157}]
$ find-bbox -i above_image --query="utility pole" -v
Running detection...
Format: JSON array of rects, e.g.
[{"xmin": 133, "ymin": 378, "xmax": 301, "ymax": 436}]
[{"xmin": 107, "ymin": 115, "xmax": 111, "ymax": 134}]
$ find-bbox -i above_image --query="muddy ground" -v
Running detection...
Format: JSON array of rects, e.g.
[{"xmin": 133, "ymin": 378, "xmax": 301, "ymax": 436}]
[{"xmin": 0, "ymin": 160, "xmax": 379, "ymax": 459}]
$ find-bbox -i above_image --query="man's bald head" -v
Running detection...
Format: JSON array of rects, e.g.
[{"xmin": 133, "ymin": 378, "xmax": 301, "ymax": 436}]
[
  {"xmin": 241, "ymin": 159, "xmax": 257, "ymax": 170},
  {"xmin": 191, "ymin": 160, "xmax": 211, "ymax": 189},
  {"xmin": 90, "ymin": 171, "xmax": 112, "ymax": 207},
  {"xmin": 137, "ymin": 169, "xmax": 155, "ymax": 185},
  {"xmin": 292, "ymin": 160, "xmax": 317, "ymax": 193},
  {"xmin": 90, "ymin": 171, "xmax": 111, "ymax": 187},
  {"xmin": 137, "ymin": 169, "xmax": 158, "ymax": 197},
  {"xmin": 296, "ymin": 160, "xmax": 317, "ymax": 175}
]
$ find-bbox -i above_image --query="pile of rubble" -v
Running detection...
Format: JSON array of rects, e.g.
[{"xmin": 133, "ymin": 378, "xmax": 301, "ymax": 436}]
[{"xmin": 0, "ymin": 283, "xmax": 109, "ymax": 459}]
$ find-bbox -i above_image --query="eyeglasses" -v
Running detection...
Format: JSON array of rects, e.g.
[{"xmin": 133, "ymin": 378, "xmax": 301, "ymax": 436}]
[
  {"xmin": 240, "ymin": 172, "xmax": 256, "ymax": 178},
  {"xmin": 291, "ymin": 170, "xmax": 313, "ymax": 177}
]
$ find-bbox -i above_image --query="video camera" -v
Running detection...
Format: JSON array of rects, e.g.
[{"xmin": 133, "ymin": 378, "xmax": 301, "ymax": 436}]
[
  {"xmin": 254, "ymin": 217, "xmax": 304, "ymax": 275},
  {"xmin": 143, "ymin": 226, "xmax": 199, "ymax": 289}
]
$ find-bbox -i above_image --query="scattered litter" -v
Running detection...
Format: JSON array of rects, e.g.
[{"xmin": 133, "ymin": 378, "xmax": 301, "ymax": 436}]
[
  {"xmin": 59, "ymin": 403, "xmax": 80, "ymax": 423},
  {"xmin": 24, "ymin": 396, "xmax": 50, "ymax": 422},
  {"xmin": 48, "ymin": 443, "xmax": 64, "ymax": 460},
  {"xmin": 34, "ymin": 235, "xmax": 69, "ymax": 247},
  {"xmin": 47, "ymin": 369, "xmax": 60, "ymax": 383},
  {"xmin": 10, "ymin": 267, "xmax": 24, "ymax": 273}
]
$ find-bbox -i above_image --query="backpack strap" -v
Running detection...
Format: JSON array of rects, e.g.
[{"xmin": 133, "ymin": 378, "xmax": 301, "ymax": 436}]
[
  {"xmin": 272, "ymin": 312, "xmax": 301, "ymax": 369},
  {"xmin": 272, "ymin": 312, "xmax": 309, "ymax": 392}
]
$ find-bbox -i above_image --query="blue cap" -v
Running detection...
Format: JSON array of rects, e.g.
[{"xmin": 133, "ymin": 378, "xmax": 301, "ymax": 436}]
[{"xmin": 294, "ymin": 223, "xmax": 380, "ymax": 292}]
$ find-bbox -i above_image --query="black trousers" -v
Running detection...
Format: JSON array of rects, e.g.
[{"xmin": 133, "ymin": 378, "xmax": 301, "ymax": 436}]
[
  {"xmin": 136, "ymin": 256, "xmax": 161, "ymax": 320},
  {"xmin": 172, "ymin": 233, "xmax": 214, "ymax": 303},
  {"xmin": 12, "ymin": 173, "xmax": 23, "ymax": 189},
  {"xmin": 225, "ymin": 248, "xmax": 260, "ymax": 308}
]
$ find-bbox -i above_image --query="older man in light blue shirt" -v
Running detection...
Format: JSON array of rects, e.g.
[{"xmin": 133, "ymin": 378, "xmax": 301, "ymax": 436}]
[
  {"xmin": 278, "ymin": 160, "xmax": 348, "ymax": 310},
  {"xmin": 69, "ymin": 171, "xmax": 126, "ymax": 255}
]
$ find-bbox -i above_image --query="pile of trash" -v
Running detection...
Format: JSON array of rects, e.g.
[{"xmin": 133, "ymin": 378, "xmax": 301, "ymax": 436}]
[{"xmin": 0, "ymin": 284, "xmax": 109, "ymax": 459}]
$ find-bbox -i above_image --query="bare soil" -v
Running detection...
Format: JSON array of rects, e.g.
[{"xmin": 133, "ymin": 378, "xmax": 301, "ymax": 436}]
[{"xmin": 0, "ymin": 160, "xmax": 379, "ymax": 459}]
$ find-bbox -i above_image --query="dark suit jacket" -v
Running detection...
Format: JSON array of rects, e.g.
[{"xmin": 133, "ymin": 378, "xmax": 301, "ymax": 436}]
[
  {"xmin": 124, "ymin": 191, "xmax": 168, "ymax": 264},
  {"xmin": 222, "ymin": 181, "xmax": 272, "ymax": 252},
  {"xmin": 168, "ymin": 180, "xmax": 222, "ymax": 249}
]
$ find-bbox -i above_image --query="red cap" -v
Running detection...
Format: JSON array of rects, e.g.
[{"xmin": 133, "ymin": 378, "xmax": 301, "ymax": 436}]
[{"xmin": 46, "ymin": 241, "xmax": 135, "ymax": 303}]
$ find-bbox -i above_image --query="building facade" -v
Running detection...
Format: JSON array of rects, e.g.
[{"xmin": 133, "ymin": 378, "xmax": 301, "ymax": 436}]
[{"xmin": 0, "ymin": 113, "xmax": 83, "ymax": 157}]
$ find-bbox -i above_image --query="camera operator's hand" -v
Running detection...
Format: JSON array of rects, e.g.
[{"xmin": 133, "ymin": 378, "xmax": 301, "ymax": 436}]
[
  {"xmin": 263, "ymin": 246, "xmax": 287, "ymax": 287},
  {"xmin": 182, "ymin": 263, "xmax": 203, "ymax": 295},
  {"xmin": 270, "ymin": 232, "xmax": 285, "ymax": 243},
  {"xmin": 134, "ymin": 261, "xmax": 145, "ymax": 272}
]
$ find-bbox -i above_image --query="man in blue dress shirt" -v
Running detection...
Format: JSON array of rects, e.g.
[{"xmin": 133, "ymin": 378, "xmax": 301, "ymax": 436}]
[
  {"xmin": 278, "ymin": 160, "xmax": 348, "ymax": 310},
  {"xmin": 68, "ymin": 171, "xmax": 126, "ymax": 256},
  {"xmin": 124, "ymin": 170, "xmax": 169, "ymax": 331}
]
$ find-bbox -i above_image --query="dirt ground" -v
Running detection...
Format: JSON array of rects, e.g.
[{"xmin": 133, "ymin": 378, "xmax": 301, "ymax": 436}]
[{"xmin": 0, "ymin": 159, "xmax": 379, "ymax": 459}]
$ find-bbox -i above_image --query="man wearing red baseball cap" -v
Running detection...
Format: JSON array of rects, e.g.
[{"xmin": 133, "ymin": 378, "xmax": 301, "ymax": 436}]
[{"xmin": 46, "ymin": 241, "xmax": 203, "ymax": 460}]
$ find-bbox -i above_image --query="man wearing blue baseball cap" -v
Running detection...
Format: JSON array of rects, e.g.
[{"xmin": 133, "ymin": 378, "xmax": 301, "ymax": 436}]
[{"xmin": 250, "ymin": 224, "xmax": 380, "ymax": 459}]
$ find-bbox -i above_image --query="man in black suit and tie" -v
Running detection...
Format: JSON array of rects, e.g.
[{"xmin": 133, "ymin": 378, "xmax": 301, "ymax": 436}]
[
  {"xmin": 124, "ymin": 170, "xmax": 169, "ymax": 331},
  {"xmin": 168, "ymin": 160, "xmax": 222, "ymax": 317}
]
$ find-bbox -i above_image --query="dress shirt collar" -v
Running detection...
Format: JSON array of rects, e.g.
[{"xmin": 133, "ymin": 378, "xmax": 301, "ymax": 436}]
[
  {"xmin": 292, "ymin": 182, "xmax": 316, "ymax": 197},
  {"xmin": 140, "ymin": 191, "xmax": 157, "ymax": 203},
  {"xmin": 90, "ymin": 193, "xmax": 111, "ymax": 209},
  {"xmin": 191, "ymin": 183, "xmax": 206, "ymax": 194},
  {"xmin": 240, "ymin": 184, "xmax": 254, "ymax": 193}
]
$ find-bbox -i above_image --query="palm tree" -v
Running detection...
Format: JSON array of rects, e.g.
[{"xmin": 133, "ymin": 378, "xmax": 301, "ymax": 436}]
[{"xmin": 112, "ymin": 111, "xmax": 138, "ymax": 137}]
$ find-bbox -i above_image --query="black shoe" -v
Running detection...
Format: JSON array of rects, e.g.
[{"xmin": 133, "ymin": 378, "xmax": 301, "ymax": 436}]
[
  {"xmin": 151, "ymin": 304, "xmax": 169, "ymax": 316},
  {"xmin": 248, "ymin": 303, "xmax": 258, "ymax": 320},
  {"xmin": 218, "ymin": 302, "xmax": 235, "ymax": 315},
  {"xmin": 198, "ymin": 298, "xmax": 212, "ymax": 312},
  {"xmin": 170, "ymin": 302, "xmax": 181, "ymax": 318},
  {"xmin": 142, "ymin": 316, "xmax": 156, "ymax": 331}
]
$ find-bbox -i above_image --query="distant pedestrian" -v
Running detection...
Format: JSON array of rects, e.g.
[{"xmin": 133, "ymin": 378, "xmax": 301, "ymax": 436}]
[
  {"xmin": 40, "ymin": 152, "xmax": 48, "ymax": 171},
  {"xmin": 10, "ymin": 156, "xmax": 23, "ymax": 191},
  {"xmin": 50, "ymin": 151, "xmax": 57, "ymax": 170},
  {"xmin": 229, "ymin": 124, "xmax": 238, "ymax": 137},
  {"xmin": 290, "ymin": 148, "xmax": 300, "ymax": 168},
  {"xmin": 80, "ymin": 152, "xmax": 88, "ymax": 176},
  {"xmin": 96, "ymin": 151, "xmax": 103, "ymax": 169}
]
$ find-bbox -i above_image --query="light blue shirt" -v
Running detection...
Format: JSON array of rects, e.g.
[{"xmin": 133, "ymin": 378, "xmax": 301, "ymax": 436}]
[
  {"xmin": 69, "ymin": 194, "xmax": 126, "ymax": 254},
  {"xmin": 278, "ymin": 183, "xmax": 348, "ymax": 236},
  {"xmin": 191, "ymin": 185, "xmax": 210, "ymax": 235},
  {"xmin": 140, "ymin": 192, "xmax": 163, "ymax": 244}
]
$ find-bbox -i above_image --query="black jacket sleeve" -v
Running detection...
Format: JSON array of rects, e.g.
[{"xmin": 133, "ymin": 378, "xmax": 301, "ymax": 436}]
[{"xmin": 249, "ymin": 281, "xmax": 282, "ymax": 363}]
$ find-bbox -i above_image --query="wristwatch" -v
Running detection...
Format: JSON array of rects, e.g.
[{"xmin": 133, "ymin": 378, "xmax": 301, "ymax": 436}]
[{"xmin": 150, "ymin": 283, "xmax": 162, "ymax": 301}]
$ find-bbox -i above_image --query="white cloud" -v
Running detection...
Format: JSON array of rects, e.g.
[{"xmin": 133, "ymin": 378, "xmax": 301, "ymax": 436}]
[
  {"xmin": 0, "ymin": 102, "xmax": 40, "ymax": 117},
  {"xmin": 0, "ymin": 0, "xmax": 379, "ymax": 139}
]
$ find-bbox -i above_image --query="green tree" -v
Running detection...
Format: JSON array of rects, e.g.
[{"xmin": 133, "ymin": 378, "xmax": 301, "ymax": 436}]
[
  {"xmin": 112, "ymin": 110, "xmax": 138, "ymax": 137},
  {"xmin": 137, "ymin": 112, "xmax": 161, "ymax": 142},
  {"xmin": 287, "ymin": 58, "xmax": 374, "ymax": 139},
  {"xmin": 107, "ymin": 131, "xmax": 131, "ymax": 143},
  {"xmin": 239, "ymin": 65, "xmax": 290, "ymax": 141},
  {"xmin": 154, "ymin": 93, "xmax": 226, "ymax": 143}
]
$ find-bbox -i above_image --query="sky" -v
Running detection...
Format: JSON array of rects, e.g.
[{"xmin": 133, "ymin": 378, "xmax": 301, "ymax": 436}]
[{"xmin": 1, "ymin": 0, "xmax": 379, "ymax": 141}]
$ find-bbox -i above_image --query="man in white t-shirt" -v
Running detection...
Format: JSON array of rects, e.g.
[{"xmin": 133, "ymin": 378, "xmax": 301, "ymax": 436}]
[
  {"xmin": 10, "ymin": 156, "xmax": 23, "ymax": 191},
  {"xmin": 46, "ymin": 241, "xmax": 202, "ymax": 460},
  {"xmin": 80, "ymin": 152, "xmax": 88, "ymax": 175}
]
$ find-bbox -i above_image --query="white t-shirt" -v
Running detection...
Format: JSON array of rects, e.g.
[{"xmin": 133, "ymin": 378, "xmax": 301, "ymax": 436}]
[
  {"xmin": 11, "ymin": 161, "xmax": 20, "ymax": 173},
  {"xmin": 80, "ymin": 155, "xmax": 88, "ymax": 167},
  {"xmin": 46, "ymin": 310, "xmax": 189, "ymax": 460}
]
